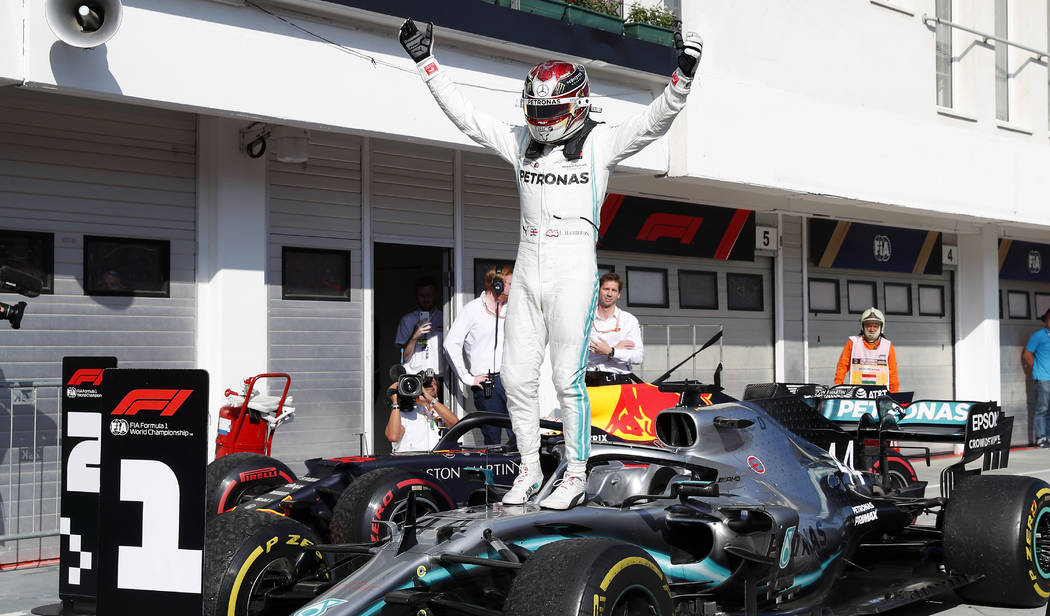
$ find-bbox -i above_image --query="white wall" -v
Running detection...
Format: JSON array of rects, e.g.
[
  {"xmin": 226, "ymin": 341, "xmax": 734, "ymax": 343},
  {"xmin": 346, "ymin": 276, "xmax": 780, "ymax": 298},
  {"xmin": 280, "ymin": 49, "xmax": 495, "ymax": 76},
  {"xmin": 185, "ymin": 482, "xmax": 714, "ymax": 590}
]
[
  {"xmin": 678, "ymin": 0, "xmax": 1050, "ymax": 228},
  {"xmin": 0, "ymin": 1, "xmax": 21, "ymax": 86},
  {"xmin": 20, "ymin": 0, "xmax": 674, "ymax": 175}
]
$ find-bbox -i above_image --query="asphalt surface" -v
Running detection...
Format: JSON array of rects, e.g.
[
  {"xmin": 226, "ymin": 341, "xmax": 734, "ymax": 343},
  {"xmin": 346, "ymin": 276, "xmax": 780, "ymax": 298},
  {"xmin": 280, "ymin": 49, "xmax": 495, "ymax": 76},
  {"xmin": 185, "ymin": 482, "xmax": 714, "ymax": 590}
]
[{"xmin": 2, "ymin": 447, "xmax": 1049, "ymax": 616}]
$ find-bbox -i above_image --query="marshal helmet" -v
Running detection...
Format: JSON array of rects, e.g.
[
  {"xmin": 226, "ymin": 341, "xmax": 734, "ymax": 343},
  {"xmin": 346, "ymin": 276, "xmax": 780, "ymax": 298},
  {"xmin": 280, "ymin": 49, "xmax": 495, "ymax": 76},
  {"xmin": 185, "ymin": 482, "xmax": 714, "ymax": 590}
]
[
  {"xmin": 860, "ymin": 307, "xmax": 885, "ymax": 326},
  {"xmin": 522, "ymin": 60, "xmax": 590, "ymax": 143},
  {"xmin": 859, "ymin": 307, "xmax": 885, "ymax": 342}
]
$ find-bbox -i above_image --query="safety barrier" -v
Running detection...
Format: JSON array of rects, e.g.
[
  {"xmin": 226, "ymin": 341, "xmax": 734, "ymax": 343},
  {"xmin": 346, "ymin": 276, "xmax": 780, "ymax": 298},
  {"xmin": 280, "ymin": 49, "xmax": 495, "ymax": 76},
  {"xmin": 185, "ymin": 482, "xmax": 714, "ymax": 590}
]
[{"xmin": 0, "ymin": 379, "xmax": 61, "ymax": 568}]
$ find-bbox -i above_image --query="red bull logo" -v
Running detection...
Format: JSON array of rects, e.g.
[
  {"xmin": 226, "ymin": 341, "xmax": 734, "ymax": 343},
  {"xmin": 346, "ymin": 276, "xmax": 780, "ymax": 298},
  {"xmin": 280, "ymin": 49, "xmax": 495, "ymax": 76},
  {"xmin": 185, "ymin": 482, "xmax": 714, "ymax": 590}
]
[{"xmin": 589, "ymin": 384, "xmax": 686, "ymax": 443}]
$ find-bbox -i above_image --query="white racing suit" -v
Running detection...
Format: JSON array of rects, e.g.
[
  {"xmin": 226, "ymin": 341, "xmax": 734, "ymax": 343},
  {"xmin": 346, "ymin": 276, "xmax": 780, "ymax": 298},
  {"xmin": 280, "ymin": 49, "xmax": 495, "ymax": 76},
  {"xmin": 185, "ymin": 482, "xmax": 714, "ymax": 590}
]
[{"xmin": 416, "ymin": 57, "xmax": 694, "ymax": 476}]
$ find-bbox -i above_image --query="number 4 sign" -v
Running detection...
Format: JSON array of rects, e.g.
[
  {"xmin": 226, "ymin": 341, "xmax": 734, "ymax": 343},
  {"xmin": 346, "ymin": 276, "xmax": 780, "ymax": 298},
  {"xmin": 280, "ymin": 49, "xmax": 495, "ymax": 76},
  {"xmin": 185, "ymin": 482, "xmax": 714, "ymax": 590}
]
[{"xmin": 98, "ymin": 369, "xmax": 207, "ymax": 616}]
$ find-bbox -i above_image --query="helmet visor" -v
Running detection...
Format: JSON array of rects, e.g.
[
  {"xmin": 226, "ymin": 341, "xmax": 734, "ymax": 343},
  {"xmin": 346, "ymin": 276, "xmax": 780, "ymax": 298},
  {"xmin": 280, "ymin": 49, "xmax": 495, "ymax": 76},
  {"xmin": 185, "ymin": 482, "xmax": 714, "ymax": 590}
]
[{"xmin": 524, "ymin": 96, "xmax": 581, "ymax": 123}]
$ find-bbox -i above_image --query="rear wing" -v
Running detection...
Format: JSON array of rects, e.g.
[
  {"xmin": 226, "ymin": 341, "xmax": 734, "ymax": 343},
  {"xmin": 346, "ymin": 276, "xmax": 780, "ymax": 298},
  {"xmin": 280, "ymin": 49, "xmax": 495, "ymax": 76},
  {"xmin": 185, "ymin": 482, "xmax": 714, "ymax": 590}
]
[
  {"xmin": 743, "ymin": 382, "xmax": 1015, "ymax": 476},
  {"xmin": 818, "ymin": 398, "xmax": 975, "ymax": 435}
]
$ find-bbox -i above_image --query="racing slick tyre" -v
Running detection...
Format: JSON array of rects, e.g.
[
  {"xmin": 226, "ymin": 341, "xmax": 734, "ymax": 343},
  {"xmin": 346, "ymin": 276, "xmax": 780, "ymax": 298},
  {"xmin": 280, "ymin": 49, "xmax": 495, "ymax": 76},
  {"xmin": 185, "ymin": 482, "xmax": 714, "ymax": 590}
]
[
  {"xmin": 203, "ymin": 509, "xmax": 327, "ymax": 616},
  {"xmin": 503, "ymin": 537, "xmax": 673, "ymax": 616},
  {"xmin": 943, "ymin": 474, "xmax": 1050, "ymax": 608},
  {"xmin": 329, "ymin": 468, "xmax": 450, "ymax": 544},
  {"xmin": 205, "ymin": 453, "xmax": 296, "ymax": 521}
]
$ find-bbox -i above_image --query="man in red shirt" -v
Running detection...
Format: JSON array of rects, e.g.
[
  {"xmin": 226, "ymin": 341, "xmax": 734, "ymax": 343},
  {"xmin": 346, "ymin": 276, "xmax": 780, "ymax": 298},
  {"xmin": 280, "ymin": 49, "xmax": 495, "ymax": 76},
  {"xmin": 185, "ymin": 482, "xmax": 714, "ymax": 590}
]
[{"xmin": 834, "ymin": 307, "xmax": 899, "ymax": 393}]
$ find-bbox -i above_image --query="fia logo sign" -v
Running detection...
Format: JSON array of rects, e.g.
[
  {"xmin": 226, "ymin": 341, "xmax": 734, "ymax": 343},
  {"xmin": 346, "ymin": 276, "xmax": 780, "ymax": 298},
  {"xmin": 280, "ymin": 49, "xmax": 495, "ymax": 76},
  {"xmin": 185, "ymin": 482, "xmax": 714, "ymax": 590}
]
[
  {"xmin": 873, "ymin": 235, "xmax": 892, "ymax": 263},
  {"xmin": 1029, "ymin": 250, "xmax": 1042, "ymax": 275}
]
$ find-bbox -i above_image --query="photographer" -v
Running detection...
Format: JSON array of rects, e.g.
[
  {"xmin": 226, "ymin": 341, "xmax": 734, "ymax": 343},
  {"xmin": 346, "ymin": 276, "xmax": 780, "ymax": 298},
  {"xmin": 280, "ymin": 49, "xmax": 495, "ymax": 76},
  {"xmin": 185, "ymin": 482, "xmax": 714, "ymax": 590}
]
[
  {"xmin": 384, "ymin": 372, "xmax": 458, "ymax": 452},
  {"xmin": 444, "ymin": 264, "xmax": 513, "ymax": 445}
]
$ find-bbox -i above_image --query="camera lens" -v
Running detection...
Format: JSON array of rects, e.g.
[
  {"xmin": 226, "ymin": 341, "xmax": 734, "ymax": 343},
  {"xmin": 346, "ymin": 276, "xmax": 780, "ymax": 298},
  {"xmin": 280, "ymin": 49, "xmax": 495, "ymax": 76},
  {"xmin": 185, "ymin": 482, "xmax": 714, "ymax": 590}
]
[{"xmin": 398, "ymin": 373, "xmax": 424, "ymax": 397}]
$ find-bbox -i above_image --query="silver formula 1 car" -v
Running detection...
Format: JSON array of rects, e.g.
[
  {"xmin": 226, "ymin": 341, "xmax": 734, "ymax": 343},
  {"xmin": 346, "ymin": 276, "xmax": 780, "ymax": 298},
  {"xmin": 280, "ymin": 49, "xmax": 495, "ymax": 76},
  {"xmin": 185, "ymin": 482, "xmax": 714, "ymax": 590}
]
[{"xmin": 209, "ymin": 382, "xmax": 1047, "ymax": 616}]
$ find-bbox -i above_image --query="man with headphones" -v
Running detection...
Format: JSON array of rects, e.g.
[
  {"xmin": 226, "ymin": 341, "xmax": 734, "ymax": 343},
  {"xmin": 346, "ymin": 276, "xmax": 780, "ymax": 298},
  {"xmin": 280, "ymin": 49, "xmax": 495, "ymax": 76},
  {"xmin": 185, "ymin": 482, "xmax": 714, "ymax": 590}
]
[
  {"xmin": 834, "ymin": 307, "xmax": 900, "ymax": 393},
  {"xmin": 444, "ymin": 264, "xmax": 514, "ymax": 445}
]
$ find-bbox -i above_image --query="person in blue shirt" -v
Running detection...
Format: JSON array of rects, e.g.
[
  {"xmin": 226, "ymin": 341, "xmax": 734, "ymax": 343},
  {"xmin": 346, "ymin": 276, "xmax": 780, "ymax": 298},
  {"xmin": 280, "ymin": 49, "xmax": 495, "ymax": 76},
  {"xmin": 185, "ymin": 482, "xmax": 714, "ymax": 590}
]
[{"xmin": 1023, "ymin": 308, "xmax": 1050, "ymax": 448}]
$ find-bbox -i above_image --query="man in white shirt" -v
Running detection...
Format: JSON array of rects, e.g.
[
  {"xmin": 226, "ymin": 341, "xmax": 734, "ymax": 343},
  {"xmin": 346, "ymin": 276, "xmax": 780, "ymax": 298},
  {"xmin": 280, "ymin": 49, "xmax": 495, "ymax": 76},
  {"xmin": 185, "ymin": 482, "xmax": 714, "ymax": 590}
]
[
  {"xmin": 586, "ymin": 272, "xmax": 643, "ymax": 385},
  {"xmin": 395, "ymin": 276, "xmax": 445, "ymax": 378},
  {"xmin": 385, "ymin": 375, "xmax": 459, "ymax": 452},
  {"xmin": 444, "ymin": 265, "xmax": 513, "ymax": 445}
]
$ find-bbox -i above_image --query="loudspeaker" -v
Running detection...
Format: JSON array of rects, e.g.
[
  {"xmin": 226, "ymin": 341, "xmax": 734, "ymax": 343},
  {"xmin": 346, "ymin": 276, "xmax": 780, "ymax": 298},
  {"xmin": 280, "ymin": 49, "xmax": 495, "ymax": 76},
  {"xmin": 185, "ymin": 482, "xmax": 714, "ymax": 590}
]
[{"xmin": 45, "ymin": 0, "xmax": 123, "ymax": 48}]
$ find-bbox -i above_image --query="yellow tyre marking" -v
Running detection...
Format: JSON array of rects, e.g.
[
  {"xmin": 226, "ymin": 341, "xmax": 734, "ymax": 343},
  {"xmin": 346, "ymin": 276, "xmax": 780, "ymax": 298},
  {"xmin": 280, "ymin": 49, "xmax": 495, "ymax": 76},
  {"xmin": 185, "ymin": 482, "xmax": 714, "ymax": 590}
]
[
  {"xmin": 1037, "ymin": 488, "xmax": 1050, "ymax": 499},
  {"xmin": 599, "ymin": 557, "xmax": 662, "ymax": 591},
  {"xmin": 227, "ymin": 545, "xmax": 265, "ymax": 616},
  {"xmin": 1034, "ymin": 582, "xmax": 1050, "ymax": 598}
]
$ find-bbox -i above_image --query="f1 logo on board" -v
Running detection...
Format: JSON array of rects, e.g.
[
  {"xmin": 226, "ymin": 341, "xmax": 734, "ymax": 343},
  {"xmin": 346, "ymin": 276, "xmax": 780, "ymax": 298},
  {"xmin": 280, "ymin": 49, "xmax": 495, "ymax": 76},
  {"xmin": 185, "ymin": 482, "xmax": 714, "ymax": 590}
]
[
  {"xmin": 636, "ymin": 213, "xmax": 703, "ymax": 244},
  {"xmin": 111, "ymin": 389, "xmax": 194, "ymax": 416},
  {"xmin": 68, "ymin": 369, "xmax": 105, "ymax": 386}
]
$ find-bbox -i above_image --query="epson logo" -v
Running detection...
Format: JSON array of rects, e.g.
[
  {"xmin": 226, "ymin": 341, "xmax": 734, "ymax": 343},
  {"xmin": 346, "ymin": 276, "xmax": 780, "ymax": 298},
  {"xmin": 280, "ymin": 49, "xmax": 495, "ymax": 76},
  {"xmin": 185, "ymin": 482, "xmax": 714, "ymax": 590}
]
[
  {"xmin": 971, "ymin": 411, "xmax": 998, "ymax": 432},
  {"xmin": 518, "ymin": 170, "xmax": 590, "ymax": 186}
]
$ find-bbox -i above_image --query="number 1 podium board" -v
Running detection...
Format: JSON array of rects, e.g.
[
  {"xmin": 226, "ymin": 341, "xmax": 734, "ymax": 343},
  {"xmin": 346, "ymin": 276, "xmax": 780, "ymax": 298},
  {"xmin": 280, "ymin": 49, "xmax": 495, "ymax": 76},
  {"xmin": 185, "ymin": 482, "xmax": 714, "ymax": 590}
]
[{"xmin": 97, "ymin": 369, "xmax": 207, "ymax": 616}]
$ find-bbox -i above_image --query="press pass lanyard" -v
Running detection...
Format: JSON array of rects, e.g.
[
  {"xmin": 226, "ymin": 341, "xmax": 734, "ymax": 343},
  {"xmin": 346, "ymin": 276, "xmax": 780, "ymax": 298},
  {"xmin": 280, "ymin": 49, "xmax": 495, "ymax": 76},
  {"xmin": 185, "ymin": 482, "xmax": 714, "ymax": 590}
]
[{"xmin": 592, "ymin": 308, "xmax": 621, "ymax": 335}]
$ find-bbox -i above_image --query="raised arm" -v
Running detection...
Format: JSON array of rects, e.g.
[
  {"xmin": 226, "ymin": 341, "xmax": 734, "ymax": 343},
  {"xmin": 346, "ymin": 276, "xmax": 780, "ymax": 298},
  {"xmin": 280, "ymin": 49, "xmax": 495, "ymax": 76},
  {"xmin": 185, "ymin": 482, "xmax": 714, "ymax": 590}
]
[
  {"xmin": 399, "ymin": 20, "xmax": 525, "ymax": 166},
  {"xmin": 604, "ymin": 27, "xmax": 703, "ymax": 166}
]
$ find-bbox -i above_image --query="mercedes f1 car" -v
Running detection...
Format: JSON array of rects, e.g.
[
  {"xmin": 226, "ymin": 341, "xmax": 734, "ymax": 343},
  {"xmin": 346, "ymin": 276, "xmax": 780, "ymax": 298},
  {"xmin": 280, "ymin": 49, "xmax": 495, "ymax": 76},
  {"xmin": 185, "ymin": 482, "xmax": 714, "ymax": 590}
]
[{"xmin": 204, "ymin": 380, "xmax": 1045, "ymax": 616}]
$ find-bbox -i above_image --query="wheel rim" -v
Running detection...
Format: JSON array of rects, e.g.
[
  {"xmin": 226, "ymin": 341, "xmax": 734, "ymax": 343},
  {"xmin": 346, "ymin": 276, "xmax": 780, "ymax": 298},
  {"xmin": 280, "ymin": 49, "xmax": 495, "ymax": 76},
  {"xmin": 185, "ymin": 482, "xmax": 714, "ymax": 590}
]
[
  {"xmin": 227, "ymin": 481, "xmax": 281, "ymax": 511},
  {"xmin": 886, "ymin": 469, "xmax": 910, "ymax": 491},
  {"xmin": 1035, "ymin": 507, "xmax": 1050, "ymax": 579},
  {"xmin": 610, "ymin": 585, "xmax": 662, "ymax": 616},
  {"xmin": 244, "ymin": 557, "xmax": 297, "ymax": 616},
  {"xmin": 376, "ymin": 495, "xmax": 443, "ymax": 540}
]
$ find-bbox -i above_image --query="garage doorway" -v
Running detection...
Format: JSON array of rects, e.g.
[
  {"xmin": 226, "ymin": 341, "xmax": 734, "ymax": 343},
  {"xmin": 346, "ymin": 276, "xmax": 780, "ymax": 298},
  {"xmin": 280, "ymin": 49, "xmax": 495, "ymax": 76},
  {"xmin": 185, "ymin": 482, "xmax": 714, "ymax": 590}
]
[{"xmin": 372, "ymin": 242, "xmax": 451, "ymax": 455}]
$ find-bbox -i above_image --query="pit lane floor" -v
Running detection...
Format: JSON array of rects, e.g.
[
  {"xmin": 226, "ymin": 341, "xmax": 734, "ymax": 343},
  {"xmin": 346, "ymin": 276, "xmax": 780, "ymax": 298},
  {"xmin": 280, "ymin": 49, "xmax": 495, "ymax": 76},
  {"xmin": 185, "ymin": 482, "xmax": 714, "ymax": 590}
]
[{"xmin": 2, "ymin": 446, "xmax": 1049, "ymax": 616}]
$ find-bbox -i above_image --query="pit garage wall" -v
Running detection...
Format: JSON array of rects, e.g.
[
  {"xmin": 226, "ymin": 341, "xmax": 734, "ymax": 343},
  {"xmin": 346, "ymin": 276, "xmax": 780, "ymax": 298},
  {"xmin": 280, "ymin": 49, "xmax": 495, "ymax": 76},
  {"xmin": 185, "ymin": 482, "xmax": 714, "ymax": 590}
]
[
  {"xmin": 807, "ymin": 268, "xmax": 954, "ymax": 401},
  {"xmin": 999, "ymin": 275, "xmax": 1050, "ymax": 446},
  {"xmin": 0, "ymin": 88, "xmax": 196, "ymax": 562},
  {"xmin": 266, "ymin": 133, "xmax": 365, "ymax": 463}
]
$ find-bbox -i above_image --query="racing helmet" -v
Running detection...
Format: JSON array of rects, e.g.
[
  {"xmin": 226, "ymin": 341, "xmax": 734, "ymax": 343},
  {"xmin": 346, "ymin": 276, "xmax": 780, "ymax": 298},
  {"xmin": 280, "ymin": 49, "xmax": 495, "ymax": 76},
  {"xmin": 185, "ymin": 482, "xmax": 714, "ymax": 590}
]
[
  {"xmin": 859, "ymin": 307, "xmax": 885, "ymax": 342},
  {"xmin": 522, "ymin": 60, "xmax": 590, "ymax": 144}
]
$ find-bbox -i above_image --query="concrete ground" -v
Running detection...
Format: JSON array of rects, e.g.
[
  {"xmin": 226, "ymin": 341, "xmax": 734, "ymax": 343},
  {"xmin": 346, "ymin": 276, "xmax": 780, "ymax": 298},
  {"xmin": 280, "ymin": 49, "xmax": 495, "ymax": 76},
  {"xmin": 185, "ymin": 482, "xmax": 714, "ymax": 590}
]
[{"xmin": 1, "ymin": 446, "xmax": 1049, "ymax": 616}]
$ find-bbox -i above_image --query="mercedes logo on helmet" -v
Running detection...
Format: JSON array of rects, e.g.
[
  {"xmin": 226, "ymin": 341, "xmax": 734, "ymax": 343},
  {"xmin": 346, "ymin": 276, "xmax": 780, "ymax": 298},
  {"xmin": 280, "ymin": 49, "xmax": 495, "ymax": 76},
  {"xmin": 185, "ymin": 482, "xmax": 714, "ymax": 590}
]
[{"xmin": 537, "ymin": 84, "xmax": 549, "ymax": 96}]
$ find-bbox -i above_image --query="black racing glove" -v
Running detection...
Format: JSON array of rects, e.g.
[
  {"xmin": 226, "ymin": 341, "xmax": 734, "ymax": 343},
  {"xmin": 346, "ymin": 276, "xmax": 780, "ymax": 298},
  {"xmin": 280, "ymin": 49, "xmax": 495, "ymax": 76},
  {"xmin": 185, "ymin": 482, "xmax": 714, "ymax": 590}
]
[
  {"xmin": 399, "ymin": 19, "xmax": 434, "ymax": 63},
  {"xmin": 674, "ymin": 24, "xmax": 703, "ymax": 78}
]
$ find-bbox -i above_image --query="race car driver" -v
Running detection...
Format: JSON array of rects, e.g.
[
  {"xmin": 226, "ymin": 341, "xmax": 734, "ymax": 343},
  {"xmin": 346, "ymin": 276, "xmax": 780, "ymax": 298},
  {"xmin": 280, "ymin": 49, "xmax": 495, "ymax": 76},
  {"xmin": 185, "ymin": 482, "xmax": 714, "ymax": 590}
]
[
  {"xmin": 399, "ymin": 19, "xmax": 703, "ymax": 509},
  {"xmin": 834, "ymin": 307, "xmax": 900, "ymax": 393}
]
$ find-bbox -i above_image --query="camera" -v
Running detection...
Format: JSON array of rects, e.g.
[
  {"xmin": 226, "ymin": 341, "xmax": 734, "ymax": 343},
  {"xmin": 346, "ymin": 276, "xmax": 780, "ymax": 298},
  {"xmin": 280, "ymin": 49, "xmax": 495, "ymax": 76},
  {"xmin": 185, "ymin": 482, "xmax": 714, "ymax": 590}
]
[
  {"xmin": 398, "ymin": 368, "xmax": 436, "ymax": 398},
  {"xmin": 0, "ymin": 266, "xmax": 42, "ymax": 330},
  {"xmin": 0, "ymin": 301, "xmax": 27, "ymax": 330}
]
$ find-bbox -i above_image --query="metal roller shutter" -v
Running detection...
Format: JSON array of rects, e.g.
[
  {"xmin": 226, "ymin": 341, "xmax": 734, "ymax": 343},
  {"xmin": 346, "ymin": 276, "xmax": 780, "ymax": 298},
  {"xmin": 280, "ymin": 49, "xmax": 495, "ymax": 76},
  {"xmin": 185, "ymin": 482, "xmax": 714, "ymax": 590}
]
[
  {"xmin": 999, "ymin": 281, "xmax": 1050, "ymax": 444},
  {"xmin": 0, "ymin": 88, "xmax": 196, "ymax": 564},
  {"xmin": 807, "ymin": 269, "xmax": 954, "ymax": 400},
  {"xmin": 267, "ymin": 132, "xmax": 365, "ymax": 464},
  {"xmin": 371, "ymin": 139, "xmax": 454, "ymax": 244}
]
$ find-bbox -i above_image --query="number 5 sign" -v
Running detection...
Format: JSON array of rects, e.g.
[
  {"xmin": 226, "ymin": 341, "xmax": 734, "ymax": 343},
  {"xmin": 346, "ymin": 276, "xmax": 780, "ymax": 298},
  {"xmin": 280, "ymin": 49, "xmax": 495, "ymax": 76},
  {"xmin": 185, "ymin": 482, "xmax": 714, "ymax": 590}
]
[
  {"xmin": 756, "ymin": 226, "xmax": 778, "ymax": 252},
  {"xmin": 98, "ymin": 369, "xmax": 208, "ymax": 616}
]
